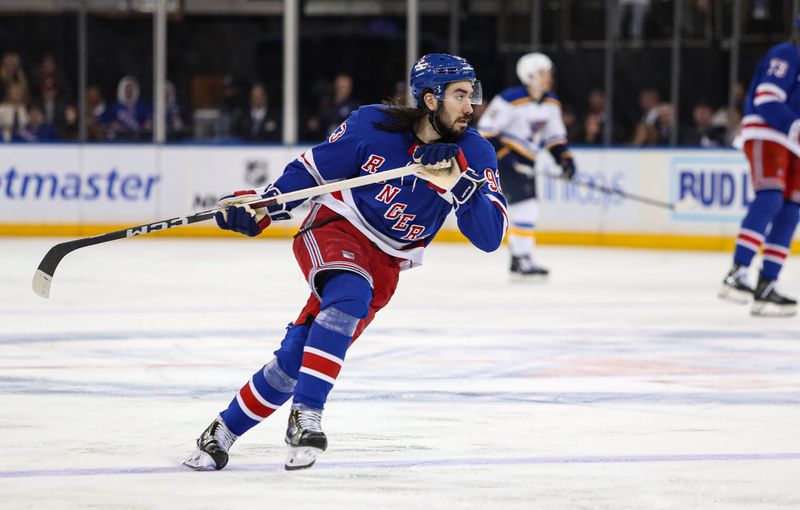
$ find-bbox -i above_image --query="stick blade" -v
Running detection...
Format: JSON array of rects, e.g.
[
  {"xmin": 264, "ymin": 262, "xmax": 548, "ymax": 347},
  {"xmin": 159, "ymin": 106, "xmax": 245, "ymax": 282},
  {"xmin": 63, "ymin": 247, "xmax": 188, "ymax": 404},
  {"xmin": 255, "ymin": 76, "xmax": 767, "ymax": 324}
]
[{"xmin": 32, "ymin": 269, "xmax": 52, "ymax": 299}]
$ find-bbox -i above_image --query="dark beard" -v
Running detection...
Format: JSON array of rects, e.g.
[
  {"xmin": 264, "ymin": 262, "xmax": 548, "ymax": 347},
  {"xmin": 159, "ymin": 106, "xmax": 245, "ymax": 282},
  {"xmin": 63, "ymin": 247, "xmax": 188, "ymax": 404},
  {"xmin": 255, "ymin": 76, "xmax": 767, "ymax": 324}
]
[{"xmin": 432, "ymin": 105, "xmax": 471, "ymax": 143}]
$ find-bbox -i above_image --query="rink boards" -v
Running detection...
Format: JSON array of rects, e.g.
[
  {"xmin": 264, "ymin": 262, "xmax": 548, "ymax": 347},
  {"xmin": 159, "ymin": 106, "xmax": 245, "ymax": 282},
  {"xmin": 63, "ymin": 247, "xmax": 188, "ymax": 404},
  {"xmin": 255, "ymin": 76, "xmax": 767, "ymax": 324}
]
[{"xmin": 0, "ymin": 144, "xmax": 783, "ymax": 251}]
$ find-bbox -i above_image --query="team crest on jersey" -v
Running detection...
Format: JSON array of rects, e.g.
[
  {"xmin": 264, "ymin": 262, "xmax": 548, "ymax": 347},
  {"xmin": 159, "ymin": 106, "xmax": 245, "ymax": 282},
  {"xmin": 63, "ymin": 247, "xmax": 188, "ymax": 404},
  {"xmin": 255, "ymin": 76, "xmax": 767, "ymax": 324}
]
[
  {"xmin": 529, "ymin": 120, "xmax": 547, "ymax": 134},
  {"xmin": 328, "ymin": 122, "xmax": 347, "ymax": 143}
]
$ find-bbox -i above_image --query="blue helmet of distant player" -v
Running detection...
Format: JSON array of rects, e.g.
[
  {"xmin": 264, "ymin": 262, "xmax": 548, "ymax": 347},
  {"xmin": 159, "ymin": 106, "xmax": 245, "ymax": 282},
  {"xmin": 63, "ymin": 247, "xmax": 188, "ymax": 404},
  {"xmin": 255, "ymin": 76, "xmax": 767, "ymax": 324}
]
[{"xmin": 409, "ymin": 53, "xmax": 483, "ymax": 109}]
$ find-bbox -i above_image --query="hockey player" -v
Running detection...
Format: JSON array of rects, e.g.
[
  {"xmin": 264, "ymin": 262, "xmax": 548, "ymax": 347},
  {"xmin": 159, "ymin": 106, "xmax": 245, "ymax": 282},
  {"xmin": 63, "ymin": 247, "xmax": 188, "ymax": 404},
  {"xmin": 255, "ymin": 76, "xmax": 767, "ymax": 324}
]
[
  {"xmin": 719, "ymin": 14, "xmax": 800, "ymax": 317},
  {"xmin": 477, "ymin": 53, "xmax": 576, "ymax": 278},
  {"xmin": 183, "ymin": 54, "xmax": 508, "ymax": 471}
]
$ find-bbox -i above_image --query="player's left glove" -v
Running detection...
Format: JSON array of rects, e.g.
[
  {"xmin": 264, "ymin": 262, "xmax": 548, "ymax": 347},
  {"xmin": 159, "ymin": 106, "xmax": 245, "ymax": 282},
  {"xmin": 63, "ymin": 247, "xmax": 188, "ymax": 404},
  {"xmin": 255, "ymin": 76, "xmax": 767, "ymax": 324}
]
[
  {"xmin": 413, "ymin": 143, "xmax": 487, "ymax": 209},
  {"xmin": 560, "ymin": 157, "xmax": 576, "ymax": 181},
  {"xmin": 214, "ymin": 184, "xmax": 293, "ymax": 237}
]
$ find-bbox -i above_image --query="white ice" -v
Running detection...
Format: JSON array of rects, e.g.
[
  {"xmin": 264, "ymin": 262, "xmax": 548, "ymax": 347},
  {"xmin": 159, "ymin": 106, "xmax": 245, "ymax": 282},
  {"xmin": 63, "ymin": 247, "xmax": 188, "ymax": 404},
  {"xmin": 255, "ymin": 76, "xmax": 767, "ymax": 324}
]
[{"xmin": 1, "ymin": 237, "xmax": 799, "ymax": 509}]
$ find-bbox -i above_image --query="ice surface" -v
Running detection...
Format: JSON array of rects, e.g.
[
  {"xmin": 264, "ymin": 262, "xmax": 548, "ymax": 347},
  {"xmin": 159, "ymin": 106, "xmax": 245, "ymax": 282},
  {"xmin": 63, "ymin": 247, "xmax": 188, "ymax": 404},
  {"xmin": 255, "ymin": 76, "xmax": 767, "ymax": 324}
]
[{"xmin": 1, "ymin": 237, "xmax": 799, "ymax": 509}]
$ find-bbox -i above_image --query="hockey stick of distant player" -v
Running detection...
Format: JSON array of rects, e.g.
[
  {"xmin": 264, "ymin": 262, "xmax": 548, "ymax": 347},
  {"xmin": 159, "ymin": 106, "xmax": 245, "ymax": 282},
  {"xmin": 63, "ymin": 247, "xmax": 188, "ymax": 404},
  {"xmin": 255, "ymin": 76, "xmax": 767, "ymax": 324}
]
[
  {"xmin": 32, "ymin": 163, "xmax": 422, "ymax": 299},
  {"xmin": 536, "ymin": 170, "xmax": 676, "ymax": 210}
]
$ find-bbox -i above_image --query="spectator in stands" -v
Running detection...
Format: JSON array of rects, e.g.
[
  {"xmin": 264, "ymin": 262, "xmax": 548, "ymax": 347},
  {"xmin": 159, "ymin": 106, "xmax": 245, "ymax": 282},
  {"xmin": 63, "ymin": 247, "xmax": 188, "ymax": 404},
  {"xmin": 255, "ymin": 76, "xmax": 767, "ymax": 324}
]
[
  {"xmin": 0, "ymin": 51, "xmax": 28, "ymax": 101},
  {"xmin": 578, "ymin": 113, "xmax": 604, "ymax": 145},
  {"xmin": 233, "ymin": 83, "xmax": 280, "ymax": 142},
  {"xmin": 85, "ymin": 85, "xmax": 107, "ymax": 141},
  {"xmin": 217, "ymin": 74, "xmax": 246, "ymax": 138},
  {"xmin": 682, "ymin": 102, "xmax": 726, "ymax": 147},
  {"xmin": 562, "ymin": 103, "xmax": 580, "ymax": 141},
  {"xmin": 639, "ymin": 88, "xmax": 661, "ymax": 126},
  {"xmin": 11, "ymin": 103, "xmax": 58, "ymax": 143},
  {"xmin": 32, "ymin": 52, "xmax": 70, "ymax": 102},
  {"xmin": 101, "ymin": 75, "xmax": 153, "ymax": 141},
  {"xmin": 0, "ymin": 82, "xmax": 29, "ymax": 142},
  {"xmin": 712, "ymin": 82, "xmax": 744, "ymax": 145},
  {"xmin": 39, "ymin": 77, "xmax": 75, "ymax": 138},
  {"xmin": 165, "ymin": 80, "xmax": 185, "ymax": 139},
  {"xmin": 629, "ymin": 121, "xmax": 658, "ymax": 146},
  {"xmin": 307, "ymin": 73, "xmax": 360, "ymax": 137},
  {"xmin": 575, "ymin": 89, "xmax": 606, "ymax": 144},
  {"xmin": 654, "ymin": 103, "xmax": 675, "ymax": 145}
]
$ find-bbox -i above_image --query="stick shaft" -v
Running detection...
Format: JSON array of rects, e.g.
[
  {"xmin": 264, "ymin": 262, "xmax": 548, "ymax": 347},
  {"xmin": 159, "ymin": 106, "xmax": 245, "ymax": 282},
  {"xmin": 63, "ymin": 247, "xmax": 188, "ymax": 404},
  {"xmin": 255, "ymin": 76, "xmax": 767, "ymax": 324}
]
[
  {"xmin": 537, "ymin": 171, "xmax": 674, "ymax": 210},
  {"xmin": 32, "ymin": 163, "xmax": 420, "ymax": 298}
]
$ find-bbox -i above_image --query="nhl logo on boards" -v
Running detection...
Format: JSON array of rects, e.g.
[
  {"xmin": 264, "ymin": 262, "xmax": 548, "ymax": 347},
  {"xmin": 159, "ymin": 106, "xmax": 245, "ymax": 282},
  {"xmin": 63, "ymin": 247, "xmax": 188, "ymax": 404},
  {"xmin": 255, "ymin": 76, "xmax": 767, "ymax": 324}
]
[{"xmin": 245, "ymin": 160, "xmax": 269, "ymax": 187}]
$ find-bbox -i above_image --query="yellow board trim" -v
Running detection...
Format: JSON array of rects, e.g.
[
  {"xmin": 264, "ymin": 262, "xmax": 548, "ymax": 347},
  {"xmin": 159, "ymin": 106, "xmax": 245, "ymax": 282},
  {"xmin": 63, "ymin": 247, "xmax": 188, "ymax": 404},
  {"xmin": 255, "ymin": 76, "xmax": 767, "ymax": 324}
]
[
  {"xmin": 4, "ymin": 224, "xmax": 800, "ymax": 253},
  {"xmin": 508, "ymin": 227, "xmax": 537, "ymax": 239}
]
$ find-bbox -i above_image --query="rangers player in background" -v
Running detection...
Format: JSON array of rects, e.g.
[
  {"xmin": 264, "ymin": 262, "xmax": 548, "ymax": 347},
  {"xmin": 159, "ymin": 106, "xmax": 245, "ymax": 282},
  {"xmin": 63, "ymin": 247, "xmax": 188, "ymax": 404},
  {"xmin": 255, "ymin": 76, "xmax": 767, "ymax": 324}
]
[
  {"xmin": 183, "ymin": 54, "xmax": 508, "ymax": 471},
  {"xmin": 719, "ymin": 14, "xmax": 800, "ymax": 317},
  {"xmin": 478, "ymin": 53, "xmax": 576, "ymax": 278}
]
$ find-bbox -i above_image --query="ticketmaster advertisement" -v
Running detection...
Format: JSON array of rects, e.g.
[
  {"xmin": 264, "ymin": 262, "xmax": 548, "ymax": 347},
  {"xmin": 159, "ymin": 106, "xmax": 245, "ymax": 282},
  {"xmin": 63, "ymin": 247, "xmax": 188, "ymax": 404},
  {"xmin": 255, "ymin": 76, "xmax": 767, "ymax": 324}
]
[{"xmin": 0, "ymin": 144, "xmax": 752, "ymax": 245}]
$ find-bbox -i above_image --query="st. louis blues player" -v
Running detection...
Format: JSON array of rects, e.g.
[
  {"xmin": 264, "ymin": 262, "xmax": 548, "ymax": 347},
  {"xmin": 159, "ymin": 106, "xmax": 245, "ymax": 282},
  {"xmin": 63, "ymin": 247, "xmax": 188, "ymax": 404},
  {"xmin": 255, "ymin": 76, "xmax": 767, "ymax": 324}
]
[
  {"xmin": 477, "ymin": 52, "xmax": 576, "ymax": 278},
  {"xmin": 183, "ymin": 54, "xmax": 508, "ymax": 471},
  {"xmin": 720, "ymin": 14, "xmax": 800, "ymax": 317}
]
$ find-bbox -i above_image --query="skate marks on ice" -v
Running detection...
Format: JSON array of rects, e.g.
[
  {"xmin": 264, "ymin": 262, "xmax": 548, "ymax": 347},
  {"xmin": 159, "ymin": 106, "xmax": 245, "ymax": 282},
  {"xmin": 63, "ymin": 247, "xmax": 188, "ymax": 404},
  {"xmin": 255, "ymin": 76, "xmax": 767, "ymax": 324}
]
[
  {"xmin": 3, "ymin": 451, "xmax": 800, "ymax": 480},
  {"xmin": 2, "ymin": 239, "xmax": 800, "ymax": 508}
]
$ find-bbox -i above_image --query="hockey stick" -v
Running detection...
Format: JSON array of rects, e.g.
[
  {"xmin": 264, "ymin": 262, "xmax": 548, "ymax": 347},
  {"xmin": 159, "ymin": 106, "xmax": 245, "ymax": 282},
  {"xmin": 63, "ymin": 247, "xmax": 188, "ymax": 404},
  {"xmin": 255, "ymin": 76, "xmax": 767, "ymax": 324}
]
[
  {"xmin": 536, "ymin": 170, "xmax": 675, "ymax": 210},
  {"xmin": 32, "ymin": 163, "xmax": 422, "ymax": 298}
]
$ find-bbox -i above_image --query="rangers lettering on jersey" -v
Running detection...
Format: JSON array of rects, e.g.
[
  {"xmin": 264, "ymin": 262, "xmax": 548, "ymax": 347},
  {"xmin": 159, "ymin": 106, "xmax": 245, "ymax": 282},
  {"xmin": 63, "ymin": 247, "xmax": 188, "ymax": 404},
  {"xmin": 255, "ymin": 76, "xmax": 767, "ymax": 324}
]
[{"xmin": 272, "ymin": 105, "xmax": 509, "ymax": 269}]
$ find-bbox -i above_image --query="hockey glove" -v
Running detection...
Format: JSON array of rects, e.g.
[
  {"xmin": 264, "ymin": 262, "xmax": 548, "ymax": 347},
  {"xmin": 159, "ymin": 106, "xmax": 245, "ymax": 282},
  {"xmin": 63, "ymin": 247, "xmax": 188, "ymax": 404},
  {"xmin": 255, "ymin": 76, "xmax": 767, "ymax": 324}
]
[
  {"xmin": 560, "ymin": 157, "xmax": 576, "ymax": 181},
  {"xmin": 413, "ymin": 144, "xmax": 486, "ymax": 208},
  {"xmin": 215, "ymin": 184, "xmax": 293, "ymax": 237}
]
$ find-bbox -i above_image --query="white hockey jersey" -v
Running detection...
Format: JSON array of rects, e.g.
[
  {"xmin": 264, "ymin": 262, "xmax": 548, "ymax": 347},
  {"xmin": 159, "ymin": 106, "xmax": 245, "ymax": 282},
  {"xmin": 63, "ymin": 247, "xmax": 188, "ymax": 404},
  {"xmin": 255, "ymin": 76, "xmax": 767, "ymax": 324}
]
[{"xmin": 477, "ymin": 86, "xmax": 567, "ymax": 163}]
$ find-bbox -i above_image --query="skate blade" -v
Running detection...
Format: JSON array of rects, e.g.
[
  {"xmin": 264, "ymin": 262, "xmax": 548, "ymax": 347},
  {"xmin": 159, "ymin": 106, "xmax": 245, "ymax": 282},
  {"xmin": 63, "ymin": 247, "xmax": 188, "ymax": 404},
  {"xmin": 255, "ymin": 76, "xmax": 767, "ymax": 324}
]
[
  {"xmin": 285, "ymin": 446, "xmax": 323, "ymax": 471},
  {"xmin": 510, "ymin": 272, "xmax": 549, "ymax": 283},
  {"xmin": 183, "ymin": 449, "xmax": 219, "ymax": 471},
  {"xmin": 751, "ymin": 302, "xmax": 798, "ymax": 317},
  {"xmin": 717, "ymin": 284, "xmax": 751, "ymax": 305}
]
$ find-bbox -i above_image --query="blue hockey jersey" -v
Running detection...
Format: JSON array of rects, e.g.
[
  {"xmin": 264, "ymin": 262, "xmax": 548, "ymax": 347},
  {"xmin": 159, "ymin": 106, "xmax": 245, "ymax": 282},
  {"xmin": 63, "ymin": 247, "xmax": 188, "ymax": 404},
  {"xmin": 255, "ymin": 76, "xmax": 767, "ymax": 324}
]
[
  {"xmin": 273, "ymin": 105, "xmax": 508, "ymax": 269},
  {"xmin": 738, "ymin": 41, "xmax": 800, "ymax": 155}
]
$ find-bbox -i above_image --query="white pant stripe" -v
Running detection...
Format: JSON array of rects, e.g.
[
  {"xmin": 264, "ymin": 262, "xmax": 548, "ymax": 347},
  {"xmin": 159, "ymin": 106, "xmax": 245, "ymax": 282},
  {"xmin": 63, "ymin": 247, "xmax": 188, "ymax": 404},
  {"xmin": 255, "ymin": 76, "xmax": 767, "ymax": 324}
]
[
  {"xmin": 304, "ymin": 346, "xmax": 345, "ymax": 365},
  {"xmin": 763, "ymin": 254, "xmax": 786, "ymax": 265},
  {"xmin": 299, "ymin": 366, "xmax": 337, "ymax": 385},
  {"xmin": 735, "ymin": 238, "xmax": 761, "ymax": 253},
  {"xmin": 247, "ymin": 379, "xmax": 279, "ymax": 410}
]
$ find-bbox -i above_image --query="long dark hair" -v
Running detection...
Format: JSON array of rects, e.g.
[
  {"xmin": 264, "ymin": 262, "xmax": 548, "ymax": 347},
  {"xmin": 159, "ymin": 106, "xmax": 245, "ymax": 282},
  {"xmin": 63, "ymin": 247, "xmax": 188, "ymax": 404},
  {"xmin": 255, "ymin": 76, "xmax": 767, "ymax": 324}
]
[{"xmin": 373, "ymin": 98, "xmax": 428, "ymax": 133}]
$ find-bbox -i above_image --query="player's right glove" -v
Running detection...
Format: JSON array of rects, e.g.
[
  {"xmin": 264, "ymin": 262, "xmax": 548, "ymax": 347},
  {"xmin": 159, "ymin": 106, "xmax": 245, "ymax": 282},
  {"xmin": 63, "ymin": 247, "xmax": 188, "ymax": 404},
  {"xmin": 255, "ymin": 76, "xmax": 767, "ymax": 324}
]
[{"xmin": 214, "ymin": 184, "xmax": 292, "ymax": 237}]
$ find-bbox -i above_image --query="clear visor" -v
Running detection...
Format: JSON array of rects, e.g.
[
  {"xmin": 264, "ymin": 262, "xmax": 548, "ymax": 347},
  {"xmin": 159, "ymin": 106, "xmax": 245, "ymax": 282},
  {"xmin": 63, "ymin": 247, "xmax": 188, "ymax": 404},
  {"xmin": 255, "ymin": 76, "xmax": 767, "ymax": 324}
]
[{"xmin": 440, "ymin": 80, "xmax": 483, "ymax": 106}]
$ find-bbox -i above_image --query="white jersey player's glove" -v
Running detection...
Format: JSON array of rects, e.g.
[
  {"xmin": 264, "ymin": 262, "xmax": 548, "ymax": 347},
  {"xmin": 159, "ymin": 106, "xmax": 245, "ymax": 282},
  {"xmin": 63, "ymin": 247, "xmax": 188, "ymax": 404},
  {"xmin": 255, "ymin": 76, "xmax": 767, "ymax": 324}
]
[
  {"xmin": 215, "ymin": 184, "xmax": 292, "ymax": 237},
  {"xmin": 413, "ymin": 144, "xmax": 487, "ymax": 209}
]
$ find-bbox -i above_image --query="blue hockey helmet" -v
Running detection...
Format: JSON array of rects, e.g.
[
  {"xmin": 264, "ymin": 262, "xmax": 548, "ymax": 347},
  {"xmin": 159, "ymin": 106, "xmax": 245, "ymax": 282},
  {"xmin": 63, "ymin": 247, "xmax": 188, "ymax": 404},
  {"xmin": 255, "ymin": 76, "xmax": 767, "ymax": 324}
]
[{"xmin": 409, "ymin": 53, "xmax": 483, "ymax": 108}]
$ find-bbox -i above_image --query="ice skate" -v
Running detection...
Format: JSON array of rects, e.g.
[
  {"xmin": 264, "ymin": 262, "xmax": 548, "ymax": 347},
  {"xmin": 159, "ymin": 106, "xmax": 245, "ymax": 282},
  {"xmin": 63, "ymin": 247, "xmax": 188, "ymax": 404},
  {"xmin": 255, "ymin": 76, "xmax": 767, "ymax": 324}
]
[
  {"xmin": 751, "ymin": 277, "xmax": 797, "ymax": 317},
  {"xmin": 510, "ymin": 255, "xmax": 549, "ymax": 280},
  {"xmin": 718, "ymin": 263, "xmax": 753, "ymax": 304},
  {"xmin": 183, "ymin": 415, "xmax": 238, "ymax": 471},
  {"xmin": 284, "ymin": 407, "xmax": 327, "ymax": 470}
]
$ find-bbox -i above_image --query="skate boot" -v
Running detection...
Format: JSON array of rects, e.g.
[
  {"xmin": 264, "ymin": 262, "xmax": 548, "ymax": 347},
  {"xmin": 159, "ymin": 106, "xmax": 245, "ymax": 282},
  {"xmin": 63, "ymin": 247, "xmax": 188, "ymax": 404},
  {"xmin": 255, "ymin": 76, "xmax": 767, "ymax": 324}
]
[
  {"xmin": 510, "ymin": 255, "xmax": 549, "ymax": 280},
  {"xmin": 284, "ymin": 406, "xmax": 327, "ymax": 471},
  {"xmin": 183, "ymin": 415, "xmax": 238, "ymax": 471},
  {"xmin": 751, "ymin": 276, "xmax": 797, "ymax": 317},
  {"xmin": 718, "ymin": 263, "xmax": 753, "ymax": 304}
]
